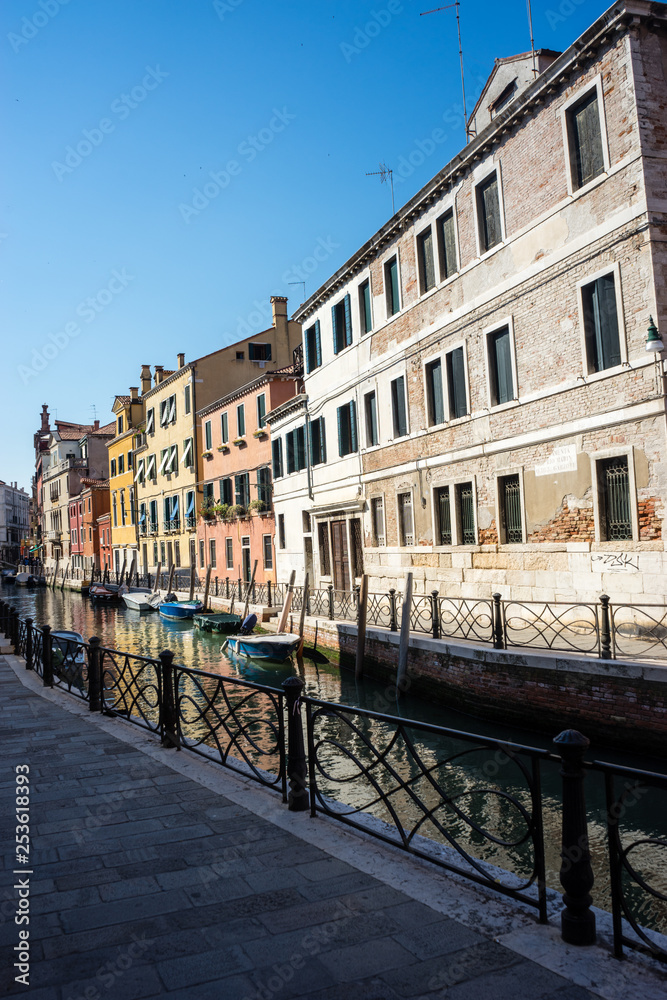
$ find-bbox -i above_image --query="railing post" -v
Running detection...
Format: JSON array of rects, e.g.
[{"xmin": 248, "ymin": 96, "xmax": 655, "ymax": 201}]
[
  {"xmin": 42, "ymin": 625, "xmax": 53, "ymax": 688},
  {"xmin": 147, "ymin": 573, "xmax": 152, "ymax": 590},
  {"xmin": 328, "ymin": 584, "xmax": 335, "ymax": 621},
  {"xmin": 282, "ymin": 676, "xmax": 310, "ymax": 811},
  {"xmin": 10, "ymin": 608, "xmax": 19, "ymax": 652},
  {"xmin": 389, "ymin": 588, "xmax": 398, "ymax": 632},
  {"xmin": 238, "ymin": 576, "xmax": 242, "ymax": 600},
  {"xmin": 354, "ymin": 584, "xmax": 361, "ymax": 621},
  {"xmin": 226, "ymin": 576, "xmax": 230, "ymax": 599},
  {"xmin": 599, "ymin": 594, "xmax": 612, "ymax": 659},
  {"xmin": 87, "ymin": 637, "xmax": 101, "ymax": 712},
  {"xmin": 159, "ymin": 650, "xmax": 179, "ymax": 749},
  {"xmin": 553, "ymin": 729, "xmax": 596, "ymax": 946},
  {"xmin": 267, "ymin": 579, "xmax": 272, "ymax": 608},
  {"xmin": 492, "ymin": 593, "xmax": 504, "ymax": 649},
  {"xmin": 431, "ymin": 589, "xmax": 440, "ymax": 639},
  {"xmin": 215, "ymin": 576, "xmax": 218, "ymax": 597},
  {"xmin": 25, "ymin": 618, "xmax": 33, "ymax": 670}
]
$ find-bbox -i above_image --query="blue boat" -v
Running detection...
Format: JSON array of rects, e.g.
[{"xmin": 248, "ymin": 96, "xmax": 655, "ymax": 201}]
[
  {"xmin": 222, "ymin": 633, "xmax": 301, "ymax": 662},
  {"xmin": 158, "ymin": 600, "xmax": 204, "ymax": 621}
]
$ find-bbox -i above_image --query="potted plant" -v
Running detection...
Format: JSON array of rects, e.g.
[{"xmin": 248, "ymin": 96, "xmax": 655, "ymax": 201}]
[
  {"xmin": 212, "ymin": 502, "xmax": 229, "ymax": 518},
  {"xmin": 200, "ymin": 503, "xmax": 215, "ymax": 519},
  {"xmin": 228, "ymin": 504, "xmax": 246, "ymax": 518},
  {"xmin": 247, "ymin": 499, "xmax": 265, "ymax": 513}
]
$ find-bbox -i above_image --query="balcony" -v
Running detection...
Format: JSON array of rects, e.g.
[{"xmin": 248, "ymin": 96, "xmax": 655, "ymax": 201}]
[{"xmin": 46, "ymin": 530, "xmax": 62, "ymax": 540}]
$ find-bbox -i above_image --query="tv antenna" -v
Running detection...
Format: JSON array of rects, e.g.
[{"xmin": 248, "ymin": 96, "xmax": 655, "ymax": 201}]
[
  {"xmin": 90, "ymin": 404, "xmax": 97, "ymax": 422},
  {"xmin": 420, "ymin": 2, "xmax": 472, "ymax": 143},
  {"xmin": 527, "ymin": 0, "xmax": 537, "ymax": 77},
  {"xmin": 288, "ymin": 280, "xmax": 306, "ymax": 301},
  {"xmin": 366, "ymin": 163, "xmax": 395, "ymax": 215}
]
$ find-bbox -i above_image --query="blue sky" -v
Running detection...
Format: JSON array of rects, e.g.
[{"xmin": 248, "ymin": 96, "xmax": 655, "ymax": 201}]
[{"xmin": 2, "ymin": 0, "xmax": 610, "ymax": 493}]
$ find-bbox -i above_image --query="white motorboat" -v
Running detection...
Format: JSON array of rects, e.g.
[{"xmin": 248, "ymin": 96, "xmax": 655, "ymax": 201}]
[{"xmin": 121, "ymin": 587, "xmax": 162, "ymax": 612}]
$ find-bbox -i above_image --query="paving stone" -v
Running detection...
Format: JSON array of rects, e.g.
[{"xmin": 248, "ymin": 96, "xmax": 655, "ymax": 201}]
[
  {"xmin": 157, "ymin": 944, "xmax": 252, "ymax": 989},
  {"xmin": 60, "ymin": 888, "xmax": 192, "ymax": 934},
  {"xmin": 295, "ymin": 858, "xmax": 357, "ymax": 882},
  {"xmin": 392, "ymin": 918, "xmax": 485, "ymax": 960},
  {"xmin": 141, "ymin": 974, "xmax": 256, "ymax": 1000},
  {"xmin": 444, "ymin": 959, "xmax": 573, "ymax": 999},
  {"xmin": 98, "ymin": 875, "xmax": 162, "ymax": 901},
  {"xmin": 381, "ymin": 941, "xmax": 522, "ymax": 997},
  {"xmin": 319, "ymin": 938, "xmax": 417, "ymax": 982}
]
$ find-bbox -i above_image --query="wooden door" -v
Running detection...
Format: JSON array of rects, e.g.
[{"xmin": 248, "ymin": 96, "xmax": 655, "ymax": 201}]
[{"xmin": 330, "ymin": 520, "xmax": 350, "ymax": 592}]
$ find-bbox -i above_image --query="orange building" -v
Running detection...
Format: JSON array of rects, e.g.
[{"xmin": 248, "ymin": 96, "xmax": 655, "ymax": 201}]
[
  {"xmin": 80, "ymin": 479, "xmax": 110, "ymax": 575},
  {"xmin": 196, "ymin": 369, "xmax": 301, "ymax": 586}
]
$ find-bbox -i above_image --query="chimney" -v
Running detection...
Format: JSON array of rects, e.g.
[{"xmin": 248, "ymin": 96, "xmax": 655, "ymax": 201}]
[
  {"xmin": 40, "ymin": 404, "xmax": 50, "ymax": 433},
  {"xmin": 130, "ymin": 386, "xmax": 139, "ymax": 401},
  {"xmin": 154, "ymin": 365, "xmax": 164, "ymax": 385},
  {"xmin": 271, "ymin": 296, "xmax": 289, "ymax": 362},
  {"xmin": 177, "ymin": 353, "xmax": 185, "ymax": 369},
  {"xmin": 93, "ymin": 420, "xmax": 100, "ymax": 431},
  {"xmin": 140, "ymin": 365, "xmax": 152, "ymax": 395}
]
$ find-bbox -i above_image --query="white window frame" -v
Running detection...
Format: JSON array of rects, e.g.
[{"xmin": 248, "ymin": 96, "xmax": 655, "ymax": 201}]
[
  {"xmin": 483, "ymin": 316, "xmax": 519, "ymax": 411},
  {"xmin": 204, "ymin": 420, "xmax": 212, "ymax": 451},
  {"xmin": 256, "ymin": 393, "xmax": 267, "ymax": 429},
  {"xmin": 383, "ymin": 251, "xmax": 402, "ymax": 320},
  {"xmin": 221, "ymin": 412, "xmax": 229, "ymax": 444},
  {"xmin": 431, "ymin": 476, "xmax": 479, "ymax": 547},
  {"xmin": 589, "ymin": 446, "xmax": 639, "ymax": 543},
  {"xmin": 358, "ymin": 272, "xmax": 373, "ymax": 336},
  {"xmin": 560, "ymin": 74, "xmax": 610, "ymax": 198},
  {"xmin": 435, "ymin": 200, "xmax": 460, "ymax": 284},
  {"xmin": 415, "ymin": 223, "xmax": 436, "ymax": 297},
  {"xmin": 396, "ymin": 488, "xmax": 415, "ymax": 548},
  {"xmin": 237, "ymin": 403, "xmax": 245, "ymax": 438},
  {"xmin": 369, "ymin": 493, "xmax": 386, "ymax": 547},
  {"xmin": 363, "ymin": 385, "xmax": 380, "ymax": 448},
  {"xmin": 472, "ymin": 159, "xmax": 506, "ymax": 259},
  {"xmin": 422, "ymin": 349, "xmax": 446, "ymax": 429},
  {"xmin": 576, "ymin": 262, "xmax": 627, "ymax": 379},
  {"xmin": 444, "ymin": 340, "xmax": 470, "ymax": 422},
  {"xmin": 389, "ymin": 369, "xmax": 410, "ymax": 440},
  {"xmin": 262, "ymin": 533, "xmax": 273, "ymax": 570},
  {"xmin": 225, "ymin": 536, "xmax": 234, "ymax": 570}
]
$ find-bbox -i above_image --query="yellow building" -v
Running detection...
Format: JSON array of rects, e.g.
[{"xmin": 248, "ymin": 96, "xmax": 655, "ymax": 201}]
[
  {"xmin": 134, "ymin": 296, "xmax": 301, "ymax": 577},
  {"xmin": 108, "ymin": 389, "xmax": 144, "ymax": 577}
]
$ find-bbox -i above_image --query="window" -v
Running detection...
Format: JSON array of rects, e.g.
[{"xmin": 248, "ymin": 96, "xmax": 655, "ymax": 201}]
[
  {"xmin": 146, "ymin": 408, "xmax": 155, "ymax": 435},
  {"xmin": 256, "ymin": 393, "xmax": 267, "ymax": 428},
  {"xmin": 182, "ymin": 437, "xmax": 194, "ymax": 468},
  {"xmin": 249, "ymin": 342, "xmax": 271, "ymax": 361},
  {"xmin": 309, "ymin": 417, "xmax": 326, "ymax": 465},
  {"xmin": 153, "ymin": 541, "xmax": 158, "ymax": 565},
  {"xmin": 117, "ymin": 416, "xmax": 123, "ymax": 434},
  {"xmin": 305, "ymin": 320, "xmax": 322, "ymax": 373},
  {"xmin": 160, "ymin": 445, "xmax": 177, "ymax": 475},
  {"xmin": 184, "ymin": 383, "xmax": 191, "ymax": 415},
  {"xmin": 272, "ymin": 438, "xmax": 284, "ymax": 479},
  {"xmin": 425, "ymin": 359, "xmax": 445, "ymax": 427},
  {"xmin": 110, "ymin": 459, "xmax": 117, "ymax": 478},
  {"xmin": 417, "ymin": 227, "xmax": 435, "ymax": 294},
  {"xmin": 220, "ymin": 412, "xmax": 228, "ymax": 444},
  {"xmin": 234, "ymin": 473, "xmax": 250, "ymax": 508},
  {"xmin": 318, "ymin": 522, "xmax": 330, "ymax": 574},
  {"xmin": 567, "ymin": 88, "xmax": 604, "ymax": 190},
  {"xmin": 435, "ymin": 486, "xmax": 452, "ymax": 545},
  {"xmin": 278, "ymin": 513, "xmax": 286, "ymax": 549},
  {"xmin": 337, "ymin": 400, "xmax": 358, "ymax": 457},
  {"xmin": 174, "ymin": 541, "xmax": 181, "ymax": 568},
  {"xmin": 499, "ymin": 474, "xmax": 523, "ymax": 543},
  {"xmin": 127, "ymin": 451, "xmax": 133, "ymax": 469},
  {"xmin": 365, "ymin": 391, "xmax": 379, "ymax": 447},
  {"xmin": 209, "ymin": 539, "xmax": 217, "ymax": 569},
  {"xmin": 185, "ymin": 490, "xmax": 195, "ymax": 527},
  {"xmin": 150, "ymin": 499, "xmax": 158, "ymax": 533},
  {"xmin": 446, "ymin": 347, "xmax": 468, "ymax": 419},
  {"xmin": 160, "ymin": 394, "xmax": 176, "ymax": 426},
  {"xmin": 359, "ymin": 280, "xmax": 372, "ymax": 334},
  {"xmin": 199, "ymin": 539, "xmax": 205, "ymax": 567},
  {"xmin": 351, "ymin": 518, "xmax": 363, "ymax": 577},
  {"xmin": 371, "ymin": 497, "xmax": 385, "ymax": 546},
  {"xmin": 477, "ymin": 173, "xmax": 502, "ymax": 253},
  {"xmin": 391, "ymin": 376, "xmax": 408, "ymax": 437},
  {"xmin": 112, "ymin": 493, "xmax": 117, "ymax": 528},
  {"xmin": 332, "ymin": 294, "xmax": 352, "ymax": 354},
  {"xmin": 598, "ymin": 456, "xmax": 632, "ymax": 540},
  {"xmin": 286, "ymin": 426, "xmax": 306, "ymax": 474},
  {"xmin": 118, "ymin": 454, "xmax": 124, "ymax": 475},
  {"xmin": 257, "ymin": 466, "xmax": 272, "ymax": 507},
  {"xmin": 225, "ymin": 537, "xmax": 234, "ymax": 570},
  {"xmin": 398, "ymin": 492, "xmax": 414, "ymax": 546},
  {"xmin": 263, "ymin": 534, "xmax": 273, "ymax": 570},
  {"xmin": 385, "ymin": 256, "xmax": 400, "ymax": 316},
  {"xmin": 139, "ymin": 502, "xmax": 147, "ymax": 535},
  {"xmin": 129, "ymin": 487, "xmax": 135, "ymax": 526},
  {"xmin": 170, "ymin": 494, "xmax": 180, "ymax": 529},
  {"xmin": 581, "ymin": 273, "xmax": 621, "ymax": 373},
  {"xmin": 220, "ymin": 477, "xmax": 233, "ymax": 506},
  {"xmin": 204, "ymin": 420, "xmax": 212, "ymax": 450},
  {"xmin": 203, "ymin": 482, "xmax": 214, "ymax": 507},
  {"xmin": 236, "ymin": 350, "xmax": 244, "ymax": 361},
  {"xmin": 437, "ymin": 209, "xmax": 457, "ymax": 280},
  {"xmin": 456, "ymin": 482, "xmax": 476, "ymax": 544},
  {"xmin": 236, "ymin": 404, "xmax": 245, "ymax": 438},
  {"xmin": 487, "ymin": 326, "xmax": 515, "ymax": 406},
  {"xmin": 146, "ymin": 453, "xmax": 156, "ymax": 480}
]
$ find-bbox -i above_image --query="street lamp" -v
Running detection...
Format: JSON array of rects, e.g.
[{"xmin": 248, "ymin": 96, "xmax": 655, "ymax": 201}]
[{"xmin": 645, "ymin": 316, "xmax": 664, "ymax": 353}]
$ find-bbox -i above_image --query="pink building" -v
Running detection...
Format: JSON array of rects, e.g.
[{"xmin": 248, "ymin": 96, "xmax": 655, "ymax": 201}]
[
  {"xmin": 98, "ymin": 513, "xmax": 112, "ymax": 575},
  {"xmin": 196, "ymin": 370, "xmax": 301, "ymax": 586},
  {"xmin": 68, "ymin": 495, "xmax": 85, "ymax": 574}
]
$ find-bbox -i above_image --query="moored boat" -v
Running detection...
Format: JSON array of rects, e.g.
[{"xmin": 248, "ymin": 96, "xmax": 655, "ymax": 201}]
[
  {"xmin": 193, "ymin": 612, "xmax": 243, "ymax": 634},
  {"xmin": 122, "ymin": 588, "xmax": 161, "ymax": 612},
  {"xmin": 89, "ymin": 582, "xmax": 119, "ymax": 601},
  {"xmin": 222, "ymin": 632, "xmax": 301, "ymax": 662},
  {"xmin": 51, "ymin": 630, "xmax": 86, "ymax": 690},
  {"xmin": 15, "ymin": 573, "xmax": 36, "ymax": 586},
  {"xmin": 158, "ymin": 599, "xmax": 204, "ymax": 621}
]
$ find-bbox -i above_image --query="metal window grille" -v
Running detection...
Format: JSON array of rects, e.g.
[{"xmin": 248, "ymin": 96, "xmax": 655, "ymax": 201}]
[
  {"xmin": 501, "ymin": 475, "xmax": 523, "ymax": 542},
  {"xmin": 601, "ymin": 457, "xmax": 632, "ymax": 540},
  {"xmin": 436, "ymin": 486, "xmax": 451, "ymax": 545},
  {"xmin": 399, "ymin": 492, "xmax": 414, "ymax": 546},
  {"xmin": 457, "ymin": 483, "xmax": 476, "ymax": 545},
  {"xmin": 371, "ymin": 497, "xmax": 385, "ymax": 546}
]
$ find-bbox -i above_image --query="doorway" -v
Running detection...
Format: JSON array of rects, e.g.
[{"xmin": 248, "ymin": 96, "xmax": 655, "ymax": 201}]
[{"xmin": 330, "ymin": 520, "xmax": 350, "ymax": 591}]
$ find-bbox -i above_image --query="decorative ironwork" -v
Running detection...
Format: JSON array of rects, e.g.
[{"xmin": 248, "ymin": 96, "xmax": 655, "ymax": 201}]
[
  {"xmin": 601, "ymin": 458, "xmax": 632, "ymax": 541},
  {"xmin": 51, "ymin": 634, "xmax": 89, "ymax": 700},
  {"xmin": 305, "ymin": 698, "xmax": 548, "ymax": 917},
  {"xmin": 611, "ymin": 604, "xmax": 667, "ymax": 660},
  {"xmin": 410, "ymin": 595, "xmax": 434, "ymax": 635},
  {"xmin": 367, "ymin": 592, "xmax": 395, "ymax": 629},
  {"xmin": 502, "ymin": 475, "xmax": 523, "ymax": 543},
  {"xmin": 100, "ymin": 648, "xmax": 161, "ymax": 732},
  {"xmin": 438, "ymin": 597, "xmax": 495, "ymax": 643},
  {"xmin": 503, "ymin": 601, "xmax": 600, "ymax": 653}
]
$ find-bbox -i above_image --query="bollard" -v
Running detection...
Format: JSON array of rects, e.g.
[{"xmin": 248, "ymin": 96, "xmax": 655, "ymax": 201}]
[
  {"xmin": 492, "ymin": 593, "xmax": 504, "ymax": 649},
  {"xmin": 553, "ymin": 729, "xmax": 596, "ymax": 946},
  {"xmin": 431, "ymin": 590, "xmax": 440, "ymax": 640},
  {"xmin": 87, "ymin": 637, "xmax": 101, "ymax": 712},
  {"xmin": 599, "ymin": 594, "xmax": 612, "ymax": 659},
  {"xmin": 238, "ymin": 576, "xmax": 242, "ymax": 600},
  {"xmin": 159, "ymin": 650, "xmax": 180, "ymax": 749},
  {"xmin": 328, "ymin": 584, "xmax": 335, "ymax": 621},
  {"xmin": 389, "ymin": 588, "xmax": 398, "ymax": 632},
  {"xmin": 215, "ymin": 576, "xmax": 218, "ymax": 597},
  {"xmin": 267, "ymin": 579, "xmax": 272, "ymax": 608},
  {"xmin": 25, "ymin": 618, "xmax": 33, "ymax": 670},
  {"xmin": 42, "ymin": 626, "xmax": 53, "ymax": 688},
  {"xmin": 226, "ymin": 576, "xmax": 230, "ymax": 599},
  {"xmin": 282, "ymin": 676, "xmax": 310, "ymax": 811}
]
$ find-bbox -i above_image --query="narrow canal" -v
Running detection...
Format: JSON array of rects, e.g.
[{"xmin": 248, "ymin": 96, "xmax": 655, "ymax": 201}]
[{"xmin": 3, "ymin": 584, "xmax": 666, "ymax": 936}]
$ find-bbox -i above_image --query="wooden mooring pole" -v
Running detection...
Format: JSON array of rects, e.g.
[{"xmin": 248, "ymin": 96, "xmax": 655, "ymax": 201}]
[
  {"xmin": 242, "ymin": 560, "xmax": 258, "ymax": 622},
  {"xmin": 188, "ymin": 563, "xmax": 196, "ymax": 601},
  {"xmin": 203, "ymin": 565, "xmax": 212, "ymax": 611},
  {"xmin": 277, "ymin": 570, "xmax": 296, "ymax": 634},
  {"xmin": 152, "ymin": 562, "xmax": 162, "ymax": 594},
  {"xmin": 355, "ymin": 574, "xmax": 368, "ymax": 680},
  {"xmin": 297, "ymin": 573, "xmax": 309, "ymax": 657},
  {"xmin": 166, "ymin": 563, "xmax": 175, "ymax": 596},
  {"xmin": 396, "ymin": 572, "xmax": 413, "ymax": 697}
]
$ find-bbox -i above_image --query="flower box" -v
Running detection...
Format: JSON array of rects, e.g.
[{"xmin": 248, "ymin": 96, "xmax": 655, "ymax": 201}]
[
  {"xmin": 217, "ymin": 445, "xmax": 230, "ymax": 453},
  {"xmin": 202, "ymin": 450, "xmax": 213, "ymax": 459},
  {"xmin": 232, "ymin": 438, "xmax": 246, "ymax": 447}
]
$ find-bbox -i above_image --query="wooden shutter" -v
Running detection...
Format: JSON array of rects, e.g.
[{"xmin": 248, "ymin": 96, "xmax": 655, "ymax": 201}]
[
  {"xmin": 349, "ymin": 401, "xmax": 357, "ymax": 452},
  {"xmin": 418, "ymin": 229, "xmax": 435, "ymax": 292},
  {"xmin": 330, "ymin": 520, "xmax": 350, "ymax": 591},
  {"xmin": 337, "ymin": 405, "xmax": 344, "ymax": 457},
  {"xmin": 490, "ymin": 328, "xmax": 513, "ymax": 404},
  {"xmin": 571, "ymin": 91, "xmax": 604, "ymax": 188},
  {"xmin": 426, "ymin": 360, "xmax": 444, "ymax": 425},
  {"xmin": 392, "ymin": 376, "xmax": 407, "ymax": 436},
  {"xmin": 286, "ymin": 431, "xmax": 295, "ymax": 474},
  {"xmin": 479, "ymin": 175, "xmax": 501, "ymax": 251},
  {"xmin": 344, "ymin": 294, "xmax": 352, "ymax": 347},
  {"xmin": 314, "ymin": 319, "xmax": 322, "ymax": 367},
  {"xmin": 439, "ymin": 210, "xmax": 457, "ymax": 279},
  {"xmin": 332, "ymin": 303, "xmax": 340, "ymax": 354},
  {"xmin": 447, "ymin": 347, "xmax": 467, "ymax": 418},
  {"xmin": 272, "ymin": 439, "xmax": 282, "ymax": 478}
]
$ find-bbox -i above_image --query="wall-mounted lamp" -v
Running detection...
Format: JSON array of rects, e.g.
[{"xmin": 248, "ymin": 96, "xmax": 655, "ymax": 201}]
[{"xmin": 645, "ymin": 316, "xmax": 664, "ymax": 353}]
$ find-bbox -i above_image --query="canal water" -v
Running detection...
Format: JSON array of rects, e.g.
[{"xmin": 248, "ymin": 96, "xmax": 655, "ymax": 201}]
[{"xmin": 3, "ymin": 584, "xmax": 666, "ymax": 935}]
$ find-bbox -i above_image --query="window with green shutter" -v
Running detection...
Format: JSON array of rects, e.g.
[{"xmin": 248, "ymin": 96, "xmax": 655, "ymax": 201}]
[
  {"xmin": 257, "ymin": 466, "xmax": 272, "ymax": 507},
  {"xmin": 446, "ymin": 347, "xmax": 468, "ymax": 418},
  {"xmin": 567, "ymin": 89, "xmax": 604, "ymax": 190},
  {"xmin": 437, "ymin": 209, "xmax": 457, "ymax": 279},
  {"xmin": 364, "ymin": 391, "xmax": 378, "ymax": 447},
  {"xmin": 425, "ymin": 359, "xmax": 444, "ymax": 426},
  {"xmin": 220, "ymin": 477, "xmax": 233, "ymax": 506},
  {"xmin": 417, "ymin": 227, "xmax": 435, "ymax": 294},
  {"xmin": 582, "ymin": 273, "xmax": 621, "ymax": 373},
  {"xmin": 305, "ymin": 320, "xmax": 322, "ymax": 372},
  {"xmin": 332, "ymin": 295, "xmax": 352, "ymax": 354},
  {"xmin": 385, "ymin": 256, "xmax": 400, "ymax": 316},
  {"xmin": 272, "ymin": 438, "xmax": 283, "ymax": 479},
  {"xmin": 310, "ymin": 417, "xmax": 326, "ymax": 465},
  {"xmin": 391, "ymin": 376, "xmax": 408, "ymax": 437},
  {"xmin": 477, "ymin": 173, "xmax": 502, "ymax": 253},
  {"xmin": 337, "ymin": 401, "xmax": 357, "ymax": 456},
  {"xmin": 359, "ymin": 280, "xmax": 372, "ymax": 334},
  {"xmin": 487, "ymin": 327, "xmax": 515, "ymax": 406}
]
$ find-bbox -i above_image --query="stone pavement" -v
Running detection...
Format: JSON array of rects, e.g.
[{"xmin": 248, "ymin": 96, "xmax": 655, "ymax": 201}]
[{"xmin": 1, "ymin": 655, "xmax": 666, "ymax": 1000}]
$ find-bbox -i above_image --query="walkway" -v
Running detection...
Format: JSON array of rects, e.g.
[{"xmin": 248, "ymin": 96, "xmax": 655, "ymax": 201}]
[{"xmin": 1, "ymin": 655, "xmax": 665, "ymax": 1000}]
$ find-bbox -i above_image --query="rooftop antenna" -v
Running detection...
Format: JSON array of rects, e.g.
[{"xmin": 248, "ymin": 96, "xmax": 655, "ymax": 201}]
[
  {"xmin": 90, "ymin": 404, "xmax": 97, "ymax": 422},
  {"xmin": 365, "ymin": 163, "xmax": 395, "ymax": 215},
  {"xmin": 421, "ymin": 2, "xmax": 471, "ymax": 143},
  {"xmin": 527, "ymin": 0, "xmax": 537, "ymax": 77},
  {"xmin": 288, "ymin": 280, "xmax": 306, "ymax": 301}
]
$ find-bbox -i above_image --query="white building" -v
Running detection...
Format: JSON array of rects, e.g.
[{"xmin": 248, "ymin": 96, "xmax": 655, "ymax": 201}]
[{"xmin": 0, "ymin": 481, "xmax": 30, "ymax": 566}]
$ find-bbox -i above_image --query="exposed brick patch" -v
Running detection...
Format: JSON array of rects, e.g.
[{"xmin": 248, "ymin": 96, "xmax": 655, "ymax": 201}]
[
  {"xmin": 478, "ymin": 520, "xmax": 498, "ymax": 545},
  {"xmin": 638, "ymin": 497, "xmax": 662, "ymax": 540},
  {"xmin": 529, "ymin": 493, "xmax": 595, "ymax": 543}
]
